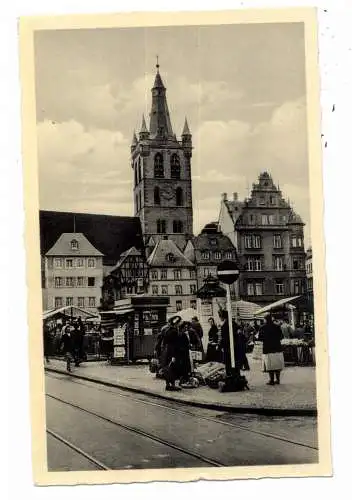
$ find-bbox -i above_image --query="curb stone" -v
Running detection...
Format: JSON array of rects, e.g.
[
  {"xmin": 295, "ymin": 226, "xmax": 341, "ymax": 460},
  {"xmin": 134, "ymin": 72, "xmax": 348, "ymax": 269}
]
[{"xmin": 45, "ymin": 367, "xmax": 317, "ymax": 417}]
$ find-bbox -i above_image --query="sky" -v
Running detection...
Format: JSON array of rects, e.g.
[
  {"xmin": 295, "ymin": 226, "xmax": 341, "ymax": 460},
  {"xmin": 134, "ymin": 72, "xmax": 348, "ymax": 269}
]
[{"xmin": 34, "ymin": 22, "xmax": 310, "ymax": 242}]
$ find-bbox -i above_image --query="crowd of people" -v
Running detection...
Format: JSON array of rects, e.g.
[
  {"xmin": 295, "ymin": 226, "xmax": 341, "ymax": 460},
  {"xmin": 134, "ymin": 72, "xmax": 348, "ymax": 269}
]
[{"xmin": 43, "ymin": 316, "xmax": 86, "ymax": 372}]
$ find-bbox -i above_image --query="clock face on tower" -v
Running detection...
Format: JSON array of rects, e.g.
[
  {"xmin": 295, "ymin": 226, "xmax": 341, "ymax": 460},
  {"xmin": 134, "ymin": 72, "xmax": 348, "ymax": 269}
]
[{"xmin": 162, "ymin": 185, "xmax": 174, "ymax": 202}]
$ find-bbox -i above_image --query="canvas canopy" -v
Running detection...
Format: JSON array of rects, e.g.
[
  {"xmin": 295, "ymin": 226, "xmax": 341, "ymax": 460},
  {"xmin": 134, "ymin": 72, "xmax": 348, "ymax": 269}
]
[
  {"xmin": 254, "ymin": 296, "xmax": 301, "ymax": 316},
  {"xmin": 43, "ymin": 305, "xmax": 99, "ymax": 321}
]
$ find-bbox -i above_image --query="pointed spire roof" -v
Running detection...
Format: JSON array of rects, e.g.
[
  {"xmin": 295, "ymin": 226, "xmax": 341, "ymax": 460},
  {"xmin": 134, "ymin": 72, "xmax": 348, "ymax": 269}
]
[
  {"xmin": 140, "ymin": 114, "xmax": 148, "ymax": 133},
  {"xmin": 182, "ymin": 117, "xmax": 191, "ymax": 136},
  {"xmin": 149, "ymin": 60, "xmax": 174, "ymax": 139}
]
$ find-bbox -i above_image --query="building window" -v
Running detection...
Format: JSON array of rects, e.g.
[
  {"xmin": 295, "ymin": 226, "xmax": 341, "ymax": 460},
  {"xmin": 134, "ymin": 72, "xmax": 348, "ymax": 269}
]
[
  {"xmin": 54, "ymin": 277, "xmax": 63, "ymax": 288},
  {"xmin": 275, "ymin": 280, "xmax": 284, "ymax": 295},
  {"xmin": 292, "ymin": 257, "xmax": 304, "ymax": 270},
  {"xmin": 176, "ymin": 300, "xmax": 182, "ymax": 311},
  {"xmin": 259, "ymin": 196, "xmax": 265, "ymax": 205},
  {"xmin": 88, "ymin": 277, "xmax": 95, "ymax": 287},
  {"xmin": 151, "ymin": 270, "xmax": 158, "ymax": 280},
  {"xmin": 204, "ymin": 268, "xmax": 213, "ymax": 277},
  {"xmin": 71, "ymin": 239, "xmax": 79, "ymax": 250},
  {"xmin": 87, "ymin": 258, "xmax": 95, "ymax": 268},
  {"xmin": 246, "ymin": 258, "xmax": 262, "ymax": 271},
  {"xmin": 157, "ymin": 219, "xmax": 166, "ymax": 234},
  {"xmin": 154, "ymin": 186, "xmax": 160, "ymax": 205},
  {"xmin": 269, "ymin": 196, "xmax": 275, "ymax": 205},
  {"xmin": 173, "ymin": 220, "xmax": 183, "ymax": 233},
  {"xmin": 66, "ymin": 297, "xmax": 74, "ymax": 306},
  {"xmin": 161, "ymin": 269, "xmax": 167, "ymax": 279},
  {"xmin": 201, "ymin": 251, "xmax": 210, "ymax": 260},
  {"xmin": 66, "ymin": 277, "xmax": 75, "ymax": 287},
  {"xmin": 161, "ymin": 285, "xmax": 168, "ymax": 295},
  {"xmin": 54, "ymin": 258, "xmax": 63, "ymax": 268},
  {"xmin": 54, "ymin": 297, "xmax": 63, "ymax": 308},
  {"xmin": 249, "ymin": 214, "xmax": 255, "ymax": 225},
  {"xmin": 190, "ymin": 284, "xmax": 197, "ymax": 294},
  {"xmin": 225, "ymin": 251, "xmax": 233, "ymax": 259},
  {"xmin": 65, "ymin": 258, "xmax": 73, "ymax": 268},
  {"xmin": 77, "ymin": 297, "xmax": 85, "ymax": 308},
  {"xmin": 176, "ymin": 187, "xmax": 183, "ymax": 206},
  {"xmin": 273, "ymin": 234, "xmax": 282, "ymax": 249},
  {"xmin": 244, "ymin": 235, "xmax": 261, "ymax": 249},
  {"xmin": 76, "ymin": 258, "xmax": 84, "ymax": 267},
  {"xmin": 171, "ymin": 154, "xmax": 181, "ymax": 179},
  {"xmin": 214, "ymin": 252, "xmax": 221, "ymax": 260},
  {"xmin": 190, "ymin": 270, "xmax": 196, "ymax": 279},
  {"xmin": 88, "ymin": 297, "xmax": 96, "ymax": 307},
  {"xmin": 173, "ymin": 269, "xmax": 181, "ymax": 280},
  {"xmin": 255, "ymin": 282, "xmax": 263, "ymax": 295},
  {"xmin": 138, "ymin": 157, "xmax": 142, "ymax": 184},
  {"xmin": 190, "ymin": 300, "xmax": 197, "ymax": 310},
  {"xmin": 175, "ymin": 285, "xmax": 183, "ymax": 295},
  {"xmin": 152, "ymin": 285, "xmax": 158, "ymax": 295},
  {"xmin": 210, "ymin": 239, "xmax": 217, "ymax": 246},
  {"xmin": 154, "ymin": 153, "xmax": 164, "ymax": 178},
  {"xmin": 247, "ymin": 283, "xmax": 254, "ymax": 296},
  {"xmin": 292, "ymin": 235, "xmax": 303, "ymax": 248},
  {"xmin": 261, "ymin": 214, "xmax": 274, "ymax": 225},
  {"xmin": 77, "ymin": 277, "xmax": 84, "ymax": 287},
  {"xmin": 273, "ymin": 256, "xmax": 284, "ymax": 271}
]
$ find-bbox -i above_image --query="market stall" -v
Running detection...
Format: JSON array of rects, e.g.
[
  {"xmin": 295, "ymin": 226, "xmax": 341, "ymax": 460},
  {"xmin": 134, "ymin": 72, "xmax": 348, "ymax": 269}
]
[
  {"xmin": 99, "ymin": 295, "xmax": 169, "ymax": 364},
  {"xmin": 42, "ymin": 306, "xmax": 100, "ymax": 357}
]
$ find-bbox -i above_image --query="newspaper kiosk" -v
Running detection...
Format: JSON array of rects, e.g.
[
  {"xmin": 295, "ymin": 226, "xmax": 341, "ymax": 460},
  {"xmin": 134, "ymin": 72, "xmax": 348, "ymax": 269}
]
[{"xmin": 100, "ymin": 295, "xmax": 169, "ymax": 364}]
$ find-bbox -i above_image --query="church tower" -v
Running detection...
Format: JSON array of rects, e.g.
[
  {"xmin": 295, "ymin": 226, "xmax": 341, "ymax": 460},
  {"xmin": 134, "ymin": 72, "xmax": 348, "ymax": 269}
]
[{"xmin": 131, "ymin": 61, "xmax": 193, "ymax": 250}]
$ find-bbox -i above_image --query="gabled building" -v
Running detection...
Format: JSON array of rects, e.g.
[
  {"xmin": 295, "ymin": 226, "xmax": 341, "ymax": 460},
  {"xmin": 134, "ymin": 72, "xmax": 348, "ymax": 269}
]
[
  {"xmin": 101, "ymin": 246, "xmax": 149, "ymax": 309},
  {"xmin": 147, "ymin": 236, "xmax": 197, "ymax": 313},
  {"xmin": 43, "ymin": 232, "xmax": 104, "ymax": 312},
  {"xmin": 131, "ymin": 62, "xmax": 194, "ymax": 250},
  {"xmin": 218, "ymin": 172, "xmax": 307, "ymax": 305},
  {"xmin": 184, "ymin": 222, "xmax": 238, "ymax": 292}
]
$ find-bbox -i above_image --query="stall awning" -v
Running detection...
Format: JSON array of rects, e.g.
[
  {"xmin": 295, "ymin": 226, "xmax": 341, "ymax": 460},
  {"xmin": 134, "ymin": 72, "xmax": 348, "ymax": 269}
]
[
  {"xmin": 43, "ymin": 306, "xmax": 99, "ymax": 321},
  {"xmin": 254, "ymin": 296, "xmax": 301, "ymax": 316},
  {"xmin": 234, "ymin": 300, "xmax": 264, "ymax": 320}
]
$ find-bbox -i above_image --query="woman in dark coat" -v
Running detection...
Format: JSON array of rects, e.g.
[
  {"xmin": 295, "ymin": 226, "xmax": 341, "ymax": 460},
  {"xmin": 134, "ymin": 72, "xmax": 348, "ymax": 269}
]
[
  {"xmin": 259, "ymin": 313, "xmax": 284, "ymax": 385},
  {"xmin": 158, "ymin": 318, "xmax": 183, "ymax": 391},
  {"xmin": 43, "ymin": 323, "xmax": 52, "ymax": 363},
  {"xmin": 205, "ymin": 317, "xmax": 220, "ymax": 362}
]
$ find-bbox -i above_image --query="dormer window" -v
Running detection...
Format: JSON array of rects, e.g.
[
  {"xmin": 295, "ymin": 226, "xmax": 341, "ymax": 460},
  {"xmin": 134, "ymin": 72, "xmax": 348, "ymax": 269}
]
[
  {"xmin": 210, "ymin": 239, "xmax": 217, "ymax": 246},
  {"xmin": 201, "ymin": 251, "xmax": 210, "ymax": 260},
  {"xmin": 166, "ymin": 253, "xmax": 175, "ymax": 263},
  {"xmin": 71, "ymin": 239, "xmax": 79, "ymax": 250}
]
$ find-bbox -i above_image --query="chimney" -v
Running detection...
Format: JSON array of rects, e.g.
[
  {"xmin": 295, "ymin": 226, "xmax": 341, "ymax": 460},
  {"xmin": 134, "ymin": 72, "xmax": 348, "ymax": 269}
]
[
  {"xmin": 233, "ymin": 192, "xmax": 238, "ymax": 201},
  {"xmin": 222, "ymin": 192, "xmax": 228, "ymax": 201}
]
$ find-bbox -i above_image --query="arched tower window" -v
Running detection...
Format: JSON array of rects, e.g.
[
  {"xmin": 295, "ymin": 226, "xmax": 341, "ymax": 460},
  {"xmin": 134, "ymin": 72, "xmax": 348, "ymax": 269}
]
[
  {"xmin": 157, "ymin": 220, "xmax": 166, "ymax": 234},
  {"xmin": 154, "ymin": 186, "xmax": 160, "ymax": 205},
  {"xmin": 171, "ymin": 154, "xmax": 180, "ymax": 179},
  {"xmin": 154, "ymin": 153, "xmax": 164, "ymax": 178},
  {"xmin": 138, "ymin": 157, "xmax": 142, "ymax": 183},
  {"xmin": 173, "ymin": 220, "xmax": 183, "ymax": 233},
  {"xmin": 135, "ymin": 194, "xmax": 139, "ymax": 212},
  {"xmin": 134, "ymin": 166, "xmax": 137, "ymax": 186},
  {"xmin": 176, "ymin": 187, "xmax": 183, "ymax": 206},
  {"xmin": 139, "ymin": 191, "xmax": 142, "ymax": 211}
]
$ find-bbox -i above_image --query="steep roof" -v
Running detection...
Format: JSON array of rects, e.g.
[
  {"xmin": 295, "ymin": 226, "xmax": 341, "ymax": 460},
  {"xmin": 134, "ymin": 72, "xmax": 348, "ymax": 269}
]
[
  {"xmin": 147, "ymin": 237, "xmax": 194, "ymax": 268},
  {"xmin": 192, "ymin": 226, "xmax": 237, "ymax": 252},
  {"xmin": 288, "ymin": 210, "xmax": 304, "ymax": 225},
  {"xmin": 113, "ymin": 246, "xmax": 143, "ymax": 270},
  {"xmin": 46, "ymin": 233, "xmax": 104, "ymax": 256},
  {"xmin": 39, "ymin": 210, "xmax": 144, "ymax": 266},
  {"xmin": 149, "ymin": 65, "xmax": 174, "ymax": 139}
]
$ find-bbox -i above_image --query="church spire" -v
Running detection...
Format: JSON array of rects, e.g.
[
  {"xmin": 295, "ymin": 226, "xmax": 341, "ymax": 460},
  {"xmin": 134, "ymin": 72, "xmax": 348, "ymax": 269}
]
[
  {"xmin": 149, "ymin": 59, "xmax": 174, "ymax": 139},
  {"xmin": 182, "ymin": 117, "xmax": 191, "ymax": 137},
  {"xmin": 139, "ymin": 114, "xmax": 149, "ymax": 140}
]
